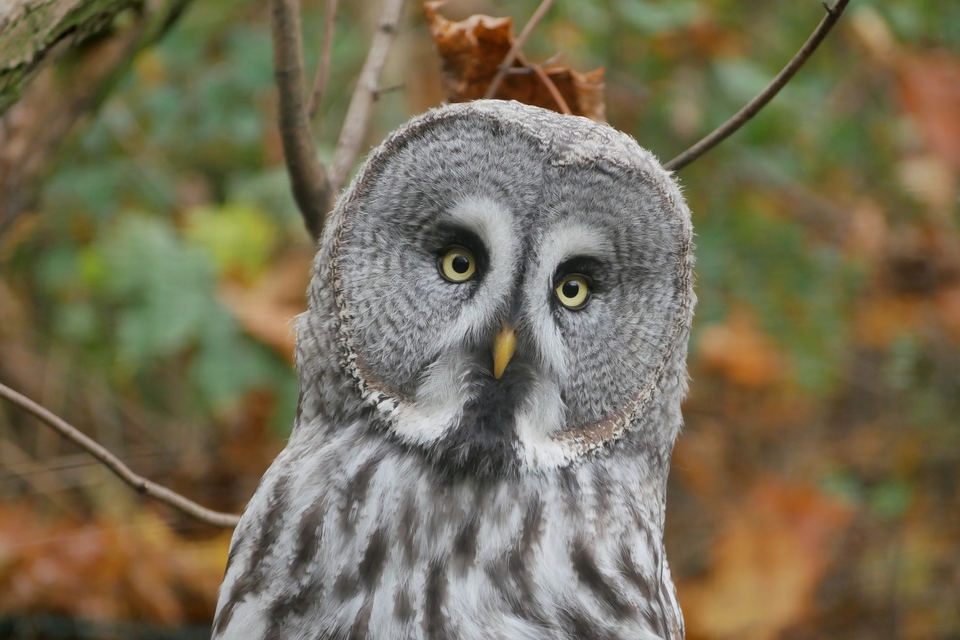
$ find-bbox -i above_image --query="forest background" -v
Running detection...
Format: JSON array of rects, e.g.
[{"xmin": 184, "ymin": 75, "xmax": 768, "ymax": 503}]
[{"xmin": 0, "ymin": 0, "xmax": 958, "ymax": 638}]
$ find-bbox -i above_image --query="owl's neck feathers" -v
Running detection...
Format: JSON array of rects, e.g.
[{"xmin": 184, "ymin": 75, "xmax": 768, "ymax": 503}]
[{"xmin": 215, "ymin": 397, "xmax": 683, "ymax": 639}]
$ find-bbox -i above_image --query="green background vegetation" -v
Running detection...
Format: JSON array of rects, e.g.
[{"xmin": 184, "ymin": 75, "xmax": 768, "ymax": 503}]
[{"xmin": 0, "ymin": 0, "xmax": 957, "ymax": 637}]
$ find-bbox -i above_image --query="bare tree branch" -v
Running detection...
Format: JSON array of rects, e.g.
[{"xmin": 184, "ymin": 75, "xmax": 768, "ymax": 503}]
[
  {"xmin": 663, "ymin": 0, "xmax": 851, "ymax": 172},
  {"xmin": 484, "ymin": 0, "xmax": 555, "ymax": 100},
  {"xmin": 0, "ymin": 381, "xmax": 240, "ymax": 529},
  {"xmin": 307, "ymin": 0, "xmax": 339, "ymax": 119},
  {"xmin": 270, "ymin": 0, "xmax": 332, "ymax": 240},
  {"xmin": 329, "ymin": 0, "xmax": 406, "ymax": 195}
]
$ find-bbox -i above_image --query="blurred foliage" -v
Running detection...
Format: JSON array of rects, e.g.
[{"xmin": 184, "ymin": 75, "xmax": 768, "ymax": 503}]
[{"xmin": 0, "ymin": 0, "xmax": 958, "ymax": 638}]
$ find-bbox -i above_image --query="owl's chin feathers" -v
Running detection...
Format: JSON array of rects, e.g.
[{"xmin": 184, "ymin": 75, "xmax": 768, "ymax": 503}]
[{"xmin": 375, "ymin": 343, "xmax": 595, "ymax": 476}]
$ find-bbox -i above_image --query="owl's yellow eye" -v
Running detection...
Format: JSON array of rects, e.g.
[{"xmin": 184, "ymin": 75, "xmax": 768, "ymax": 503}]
[
  {"xmin": 555, "ymin": 274, "xmax": 591, "ymax": 309},
  {"xmin": 439, "ymin": 246, "xmax": 476, "ymax": 282}
]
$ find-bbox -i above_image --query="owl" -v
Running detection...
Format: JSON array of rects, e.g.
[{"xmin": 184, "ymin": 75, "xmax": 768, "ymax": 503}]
[{"xmin": 212, "ymin": 100, "xmax": 694, "ymax": 640}]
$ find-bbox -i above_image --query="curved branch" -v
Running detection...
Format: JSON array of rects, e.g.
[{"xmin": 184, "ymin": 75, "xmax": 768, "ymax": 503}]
[
  {"xmin": 0, "ymin": 382, "xmax": 240, "ymax": 529},
  {"xmin": 329, "ymin": 0, "xmax": 406, "ymax": 194},
  {"xmin": 270, "ymin": 0, "xmax": 332, "ymax": 240},
  {"xmin": 663, "ymin": 0, "xmax": 850, "ymax": 172}
]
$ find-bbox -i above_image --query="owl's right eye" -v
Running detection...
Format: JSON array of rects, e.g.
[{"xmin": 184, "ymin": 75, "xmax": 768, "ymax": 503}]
[{"xmin": 439, "ymin": 246, "xmax": 477, "ymax": 282}]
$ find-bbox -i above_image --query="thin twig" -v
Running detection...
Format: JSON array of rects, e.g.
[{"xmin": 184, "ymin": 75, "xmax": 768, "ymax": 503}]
[
  {"xmin": 0, "ymin": 382, "xmax": 240, "ymax": 529},
  {"xmin": 529, "ymin": 63, "xmax": 571, "ymax": 115},
  {"xmin": 329, "ymin": 0, "xmax": 406, "ymax": 194},
  {"xmin": 373, "ymin": 82, "xmax": 407, "ymax": 99},
  {"xmin": 503, "ymin": 66, "xmax": 535, "ymax": 76},
  {"xmin": 538, "ymin": 51, "xmax": 564, "ymax": 68},
  {"xmin": 502, "ymin": 52, "xmax": 564, "ymax": 75},
  {"xmin": 307, "ymin": 0, "xmax": 339, "ymax": 119},
  {"xmin": 0, "ymin": 437, "xmax": 77, "ymax": 513},
  {"xmin": 270, "ymin": 0, "xmax": 332, "ymax": 240},
  {"xmin": 484, "ymin": 0, "xmax": 555, "ymax": 100},
  {"xmin": 663, "ymin": 0, "xmax": 851, "ymax": 172}
]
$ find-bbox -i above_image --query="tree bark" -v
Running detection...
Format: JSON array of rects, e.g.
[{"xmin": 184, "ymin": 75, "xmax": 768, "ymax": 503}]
[
  {"xmin": 1, "ymin": 0, "xmax": 136, "ymax": 114},
  {"xmin": 0, "ymin": 0, "xmax": 191, "ymax": 233}
]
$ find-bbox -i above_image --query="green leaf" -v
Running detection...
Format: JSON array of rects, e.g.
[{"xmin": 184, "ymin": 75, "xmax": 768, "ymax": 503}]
[
  {"xmin": 184, "ymin": 202, "xmax": 278, "ymax": 282},
  {"xmin": 869, "ymin": 480, "xmax": 913, "ymax": 520},
  {"xmin": 617, "ymin": 0, "xmax": 701, "ymax": 35},
  {"xmin": 94, "ymin": 216, "xmax": 219, "ymax": 364}
]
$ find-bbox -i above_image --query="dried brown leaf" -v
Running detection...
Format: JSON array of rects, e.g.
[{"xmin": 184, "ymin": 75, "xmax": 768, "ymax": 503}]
[
  {"xmin": 0, "ymin": 505, "xmax": 230, "ymax": 624},
  {"xmin": 424, "ymin": 2, "xmax": 605, "ymax": 121}
]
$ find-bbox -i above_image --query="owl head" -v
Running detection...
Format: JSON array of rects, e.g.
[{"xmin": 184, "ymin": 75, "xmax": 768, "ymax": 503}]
[{"xmin": 295, "ymin": 100, "xmax": 694, "ymax": 480}]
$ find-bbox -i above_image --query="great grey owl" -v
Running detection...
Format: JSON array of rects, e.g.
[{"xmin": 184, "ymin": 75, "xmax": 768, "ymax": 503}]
[{"xmin": 213, "ymin": 99, "xmax": 694, "ymax": 639}]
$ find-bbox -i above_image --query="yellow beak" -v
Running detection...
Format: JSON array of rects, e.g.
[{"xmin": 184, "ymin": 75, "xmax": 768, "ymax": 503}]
[{"xmin": 492, "ymin": 321, "xmax": 517, "ymax": 380}]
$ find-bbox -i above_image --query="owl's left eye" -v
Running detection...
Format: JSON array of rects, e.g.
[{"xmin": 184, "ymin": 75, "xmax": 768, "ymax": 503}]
[
  {"xmin": 439, "ymin": 246, "xmax": 477, "ymax": 282},
  {"xmin": 555, "ymin": 274, "xmax": 591, "ymax": 309}
]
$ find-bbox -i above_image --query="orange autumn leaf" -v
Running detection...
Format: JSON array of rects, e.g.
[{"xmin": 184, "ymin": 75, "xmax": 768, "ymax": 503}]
[
  {"xmin": 423, "ymin": 2, "xmax": 605, "ymax": 121},
  {"xmin": 852, "ymin": 11, "xmax": 960, "ymax": 175},
  {"xmin": 852, "ymin": 295, "xmax": 924, "ymax": 349},
  {"xmin": 0, "ymin": 505, "xmax": 231, "ymax": 624},
  {"xmin": 698, "ymin": 310, "xmax": 785, "ymax": 388},
  {"xmin": 897, "ymin": 52, "xmax": 960, "ymax": 174},
  {"xmin": 219, "ymin": 247, "xmax": 313, "ymax": 362},
  {"xmin": 935, "ymin": 286, "xmax": 960, "ymax": 342},
  {"xmin": 678, "ymin": 480, "xmax": 853, "ymax": 640}
]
